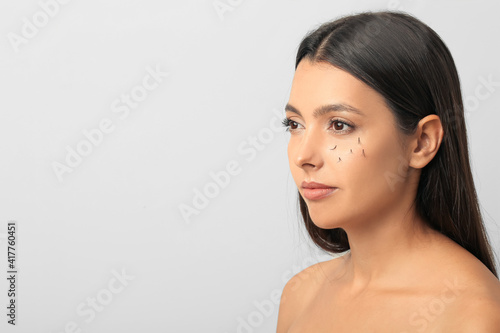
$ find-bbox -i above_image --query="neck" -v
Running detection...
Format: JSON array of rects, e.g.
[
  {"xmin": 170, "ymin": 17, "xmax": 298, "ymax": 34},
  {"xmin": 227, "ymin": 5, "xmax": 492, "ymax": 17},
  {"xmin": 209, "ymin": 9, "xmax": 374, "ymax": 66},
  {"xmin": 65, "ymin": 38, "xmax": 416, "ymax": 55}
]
[{"xmin": 338, "ymin": 204, "xmax": 443, "ymax": 293}]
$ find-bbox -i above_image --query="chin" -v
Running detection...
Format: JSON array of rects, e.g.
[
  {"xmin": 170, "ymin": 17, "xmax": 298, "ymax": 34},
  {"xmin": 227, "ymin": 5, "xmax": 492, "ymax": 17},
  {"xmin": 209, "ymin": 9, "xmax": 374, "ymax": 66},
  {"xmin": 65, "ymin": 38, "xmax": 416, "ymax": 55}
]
[
  {"xmin": 307, "ymin": 212, "xmax": 345, "ymax": 230},
  {"xmin": 312, "ymin": 221, "xmax": 343, "ymax": 230}
]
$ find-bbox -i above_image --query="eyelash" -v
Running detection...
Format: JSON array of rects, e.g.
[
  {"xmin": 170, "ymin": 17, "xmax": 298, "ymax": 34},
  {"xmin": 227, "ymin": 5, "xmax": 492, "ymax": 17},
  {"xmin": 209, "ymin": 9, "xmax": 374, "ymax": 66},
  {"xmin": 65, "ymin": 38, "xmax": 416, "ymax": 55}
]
[{"xmin": 281, "ymin": 117, "xmax": 354, "ymax": 134}]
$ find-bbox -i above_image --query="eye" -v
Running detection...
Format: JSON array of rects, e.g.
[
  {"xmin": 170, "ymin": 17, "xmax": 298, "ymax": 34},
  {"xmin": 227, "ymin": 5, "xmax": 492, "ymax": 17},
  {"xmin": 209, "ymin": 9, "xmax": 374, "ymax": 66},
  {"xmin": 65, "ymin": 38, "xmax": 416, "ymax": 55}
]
[
  {"xmin": 329, "ymin": 119, "xmax": 354, "ymax": 134},
  {"xmin": 281, "ymin": 117, "xmax": 303, "ymax": 132},
  {"xmin": 281, "ymin": 117, "xmax": 354, "ymax": 134}
]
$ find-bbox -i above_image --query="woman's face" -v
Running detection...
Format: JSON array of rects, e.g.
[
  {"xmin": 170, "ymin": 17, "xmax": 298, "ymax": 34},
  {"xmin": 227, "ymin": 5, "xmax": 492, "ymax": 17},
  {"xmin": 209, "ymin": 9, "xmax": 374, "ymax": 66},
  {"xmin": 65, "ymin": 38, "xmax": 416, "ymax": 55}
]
[{"xmin": 286, "ymin": 59, "xmax": 413, "ymax": 230}]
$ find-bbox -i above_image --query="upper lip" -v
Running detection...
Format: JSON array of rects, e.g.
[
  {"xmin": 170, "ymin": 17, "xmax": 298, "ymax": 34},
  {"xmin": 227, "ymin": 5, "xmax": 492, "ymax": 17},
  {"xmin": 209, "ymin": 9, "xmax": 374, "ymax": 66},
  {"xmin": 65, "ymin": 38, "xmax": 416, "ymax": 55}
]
[{"xmin": 301, "ymin": 181, "xmax": 336, "ymax": 189}]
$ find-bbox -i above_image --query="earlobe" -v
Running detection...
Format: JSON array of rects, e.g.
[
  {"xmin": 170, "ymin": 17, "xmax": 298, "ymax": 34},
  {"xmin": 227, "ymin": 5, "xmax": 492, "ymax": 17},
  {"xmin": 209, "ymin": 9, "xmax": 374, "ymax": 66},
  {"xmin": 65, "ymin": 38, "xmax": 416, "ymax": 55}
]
[{"xmin": 409, "ymin": 115, "xmax": 444, "ymax": 169}]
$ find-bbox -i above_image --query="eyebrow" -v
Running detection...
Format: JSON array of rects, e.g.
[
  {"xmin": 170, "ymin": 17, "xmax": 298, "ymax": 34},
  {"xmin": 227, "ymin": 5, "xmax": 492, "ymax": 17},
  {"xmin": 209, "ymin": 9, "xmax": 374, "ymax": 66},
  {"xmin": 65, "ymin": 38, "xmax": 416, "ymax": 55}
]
[{"xmin": 285, "ymin": 103, "xmax": 365, "ymax": 118}]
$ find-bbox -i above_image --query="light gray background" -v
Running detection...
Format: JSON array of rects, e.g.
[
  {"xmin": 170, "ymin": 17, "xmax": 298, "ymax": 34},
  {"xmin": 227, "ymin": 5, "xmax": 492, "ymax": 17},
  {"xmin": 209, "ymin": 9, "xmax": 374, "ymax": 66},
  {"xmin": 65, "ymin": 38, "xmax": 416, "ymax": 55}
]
[{"xmin": 0, "ymin": 0, "xmax": 499, "ymax": 332}]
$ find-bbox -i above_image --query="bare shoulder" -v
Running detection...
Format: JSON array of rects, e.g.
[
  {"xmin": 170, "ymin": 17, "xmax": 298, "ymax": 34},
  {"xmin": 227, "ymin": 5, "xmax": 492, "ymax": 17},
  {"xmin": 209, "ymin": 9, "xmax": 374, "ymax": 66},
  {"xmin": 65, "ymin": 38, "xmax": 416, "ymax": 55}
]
[
  {"xmin": 431, "ymin": 237, "xmax": 500, "ymax": 330},
  {"xmin": 443, "ymin": 285, "xmax": 500, "ymax": 332},
  {"xmin": 438, "ymin": 237, "xmax": 500, "ymax": 292},
  {"xmin": 276, "ymin": 253, "xmax": 346, "ymax": 333},
  {"xmin": 455, "ymin": 297, "xmax": 500, "ymax": 332},
  {"xmin": 451, "ymin": 268, "xmax": 500, "ymax": 330}
]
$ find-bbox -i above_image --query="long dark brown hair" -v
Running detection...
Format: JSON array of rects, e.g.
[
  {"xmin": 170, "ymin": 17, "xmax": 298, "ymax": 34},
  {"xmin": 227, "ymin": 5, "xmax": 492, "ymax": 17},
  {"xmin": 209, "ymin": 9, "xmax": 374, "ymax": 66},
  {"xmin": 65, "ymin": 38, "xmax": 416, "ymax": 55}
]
[{"xmin": 293, "ymin": 10, "xmax": 498, "ymax": 278}]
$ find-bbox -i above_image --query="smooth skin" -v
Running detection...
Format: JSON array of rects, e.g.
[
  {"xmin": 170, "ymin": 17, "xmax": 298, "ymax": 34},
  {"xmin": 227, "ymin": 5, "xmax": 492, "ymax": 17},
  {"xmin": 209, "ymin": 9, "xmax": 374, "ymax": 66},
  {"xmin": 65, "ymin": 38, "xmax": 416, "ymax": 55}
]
[{"xmin": 276, "ymin": 59, "xmax": 500, "ymax": 332}]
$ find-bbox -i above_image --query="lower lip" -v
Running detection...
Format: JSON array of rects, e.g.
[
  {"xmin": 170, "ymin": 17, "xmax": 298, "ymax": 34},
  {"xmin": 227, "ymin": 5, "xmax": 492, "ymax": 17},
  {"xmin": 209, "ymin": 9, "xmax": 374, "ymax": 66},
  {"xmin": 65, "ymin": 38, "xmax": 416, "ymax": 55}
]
[{"xmin": 302, "ymin": 187, "xmax": 338, "ymax": 200}]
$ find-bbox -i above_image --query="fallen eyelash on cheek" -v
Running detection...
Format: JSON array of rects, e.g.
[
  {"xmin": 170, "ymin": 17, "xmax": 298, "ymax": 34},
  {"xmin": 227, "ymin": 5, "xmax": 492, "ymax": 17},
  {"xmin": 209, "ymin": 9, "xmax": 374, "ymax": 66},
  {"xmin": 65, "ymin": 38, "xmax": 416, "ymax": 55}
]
[{"xmin": 331, "ymin": 137, "xmax": 366, "ymax": 161}]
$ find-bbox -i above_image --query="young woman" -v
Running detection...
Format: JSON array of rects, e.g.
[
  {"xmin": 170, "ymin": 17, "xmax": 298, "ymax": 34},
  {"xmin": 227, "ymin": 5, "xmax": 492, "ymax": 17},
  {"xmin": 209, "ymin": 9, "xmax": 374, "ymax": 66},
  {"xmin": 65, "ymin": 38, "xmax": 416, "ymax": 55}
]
[{"xmin": 276, "ymin": 11, "xmax": 500, "ymax": 332}]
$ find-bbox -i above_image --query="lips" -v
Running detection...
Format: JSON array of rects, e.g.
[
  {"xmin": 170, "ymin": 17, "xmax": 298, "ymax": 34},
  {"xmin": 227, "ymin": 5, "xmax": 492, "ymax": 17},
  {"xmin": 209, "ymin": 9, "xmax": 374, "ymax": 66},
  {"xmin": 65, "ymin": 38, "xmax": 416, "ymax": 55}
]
[
  {"xmin": 301, "ymin": 181, "xmax": 335, "ymax": 189},
  {"xmin": 301, "ymin": 181, "xmax": 337, "ymax": 200}
]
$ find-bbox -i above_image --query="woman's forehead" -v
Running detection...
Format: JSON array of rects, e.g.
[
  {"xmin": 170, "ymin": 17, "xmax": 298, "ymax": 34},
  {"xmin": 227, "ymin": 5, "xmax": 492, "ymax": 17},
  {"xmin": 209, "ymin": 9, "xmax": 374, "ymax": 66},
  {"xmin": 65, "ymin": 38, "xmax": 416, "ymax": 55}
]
[{"xmin": 289, "ymin": 60, "xmax": 389, "ymax": 119}]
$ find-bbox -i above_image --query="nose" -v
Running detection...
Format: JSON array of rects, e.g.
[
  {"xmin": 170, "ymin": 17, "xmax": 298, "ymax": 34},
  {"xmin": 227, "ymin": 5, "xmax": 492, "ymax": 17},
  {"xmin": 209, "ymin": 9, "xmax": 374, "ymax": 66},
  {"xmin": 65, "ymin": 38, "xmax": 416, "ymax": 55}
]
[{"xmin": 290, "ymin": 128, "xmax": 324, "ymax": 170}]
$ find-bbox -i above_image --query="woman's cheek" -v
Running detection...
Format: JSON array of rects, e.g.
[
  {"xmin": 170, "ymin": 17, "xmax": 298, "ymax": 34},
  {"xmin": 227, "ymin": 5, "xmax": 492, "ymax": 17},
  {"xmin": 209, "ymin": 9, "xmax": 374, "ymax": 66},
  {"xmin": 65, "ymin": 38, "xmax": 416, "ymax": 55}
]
[
  {"xmin": 364, "ymin": 141, "xmax": 407, "ymax": 194},
  {"xmin": 326, "ymin": 136, "xmax": 366, "ymax": 165},
  {"xmin": 327, "ymin": 132, "xmax": 399, "ymax": 189}
]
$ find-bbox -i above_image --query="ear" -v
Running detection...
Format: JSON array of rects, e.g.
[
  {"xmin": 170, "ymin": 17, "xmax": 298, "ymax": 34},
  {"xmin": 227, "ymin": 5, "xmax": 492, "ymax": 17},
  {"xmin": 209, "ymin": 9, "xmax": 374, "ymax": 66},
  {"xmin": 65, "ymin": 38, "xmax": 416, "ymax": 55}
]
[{"xmin": 408, "ymin": 115, "xmax": 444, "ymax": 169}]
